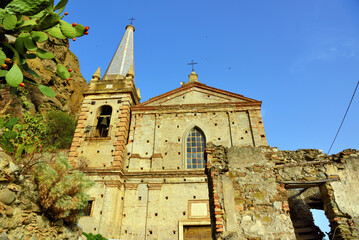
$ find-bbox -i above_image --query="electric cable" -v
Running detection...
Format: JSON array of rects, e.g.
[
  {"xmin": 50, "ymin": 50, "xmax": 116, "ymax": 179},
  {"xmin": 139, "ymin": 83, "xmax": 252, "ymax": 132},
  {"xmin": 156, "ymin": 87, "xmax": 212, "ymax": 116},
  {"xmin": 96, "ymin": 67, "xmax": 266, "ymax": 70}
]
[{"xmin": 328, "ymin": 81, "xmax": 359, "ymax": 154}]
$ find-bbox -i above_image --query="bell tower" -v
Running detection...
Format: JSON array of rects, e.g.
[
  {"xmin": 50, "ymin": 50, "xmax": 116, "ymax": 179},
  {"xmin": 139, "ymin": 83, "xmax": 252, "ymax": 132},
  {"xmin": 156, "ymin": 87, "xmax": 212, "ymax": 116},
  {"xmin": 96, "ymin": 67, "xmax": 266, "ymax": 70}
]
[{"xmin": 69, "ymin": 24, "xmax": 140, "ymax": 170}]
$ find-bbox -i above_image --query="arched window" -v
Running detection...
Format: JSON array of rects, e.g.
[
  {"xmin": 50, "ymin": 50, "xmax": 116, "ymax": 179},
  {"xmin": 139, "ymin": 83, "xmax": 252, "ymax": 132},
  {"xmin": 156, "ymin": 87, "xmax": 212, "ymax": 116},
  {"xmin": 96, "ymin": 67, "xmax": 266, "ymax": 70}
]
[
  {"xmin": 186, "ymin": 127, "xmax": 206, "ymax": 169},
  {"xmin": 95, "ymin": 105, "xmax": 112, "ymax": 137}
]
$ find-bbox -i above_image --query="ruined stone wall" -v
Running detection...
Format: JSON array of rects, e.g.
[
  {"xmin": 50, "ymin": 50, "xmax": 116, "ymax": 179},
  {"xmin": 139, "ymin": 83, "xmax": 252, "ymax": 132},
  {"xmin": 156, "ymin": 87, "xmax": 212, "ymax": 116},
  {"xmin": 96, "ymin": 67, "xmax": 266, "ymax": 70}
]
[{"xmin": 207, "ymin": 145, "xmax": 359, "ymax": 240}]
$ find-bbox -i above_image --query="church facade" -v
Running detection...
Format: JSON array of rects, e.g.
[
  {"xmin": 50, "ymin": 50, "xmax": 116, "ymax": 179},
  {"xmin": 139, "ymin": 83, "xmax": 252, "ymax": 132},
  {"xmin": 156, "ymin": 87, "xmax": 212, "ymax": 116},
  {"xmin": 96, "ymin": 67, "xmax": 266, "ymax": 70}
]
[{"xmin": 69, "ymin": 24, "xmax": 267, "ymax": 239}]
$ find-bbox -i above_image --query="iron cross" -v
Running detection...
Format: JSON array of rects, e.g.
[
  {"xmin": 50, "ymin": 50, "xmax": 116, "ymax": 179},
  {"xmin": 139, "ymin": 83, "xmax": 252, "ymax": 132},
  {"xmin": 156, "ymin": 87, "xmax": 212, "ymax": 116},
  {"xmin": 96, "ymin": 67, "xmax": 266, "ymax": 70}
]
[
  {"xmin": 129, "ymin": 17, "xmax": 135, "ymax": 25},
  {"xmin": 187, "ymin": 60, "xmax": 198, "ymax": 71}
]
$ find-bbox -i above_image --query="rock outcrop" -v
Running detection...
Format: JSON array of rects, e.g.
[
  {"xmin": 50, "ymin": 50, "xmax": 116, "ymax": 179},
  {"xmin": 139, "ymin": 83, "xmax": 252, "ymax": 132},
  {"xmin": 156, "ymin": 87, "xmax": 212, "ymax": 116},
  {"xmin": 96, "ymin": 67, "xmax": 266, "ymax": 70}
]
[
  {"xmin": 0, "ymin": 149, "xmax": 84, "ymax": 240},
  {"xmin": 0, "ymin": 37, "xmax": 88, "ymax": 118}
]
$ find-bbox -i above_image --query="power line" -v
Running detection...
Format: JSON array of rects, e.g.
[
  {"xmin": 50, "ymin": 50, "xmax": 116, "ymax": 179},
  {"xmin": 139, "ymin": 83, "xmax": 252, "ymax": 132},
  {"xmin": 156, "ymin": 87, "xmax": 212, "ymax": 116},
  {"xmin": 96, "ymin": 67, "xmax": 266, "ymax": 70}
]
[{"xmin": 328, "ymin": 81, "xmax": 359, "ymax": 154}]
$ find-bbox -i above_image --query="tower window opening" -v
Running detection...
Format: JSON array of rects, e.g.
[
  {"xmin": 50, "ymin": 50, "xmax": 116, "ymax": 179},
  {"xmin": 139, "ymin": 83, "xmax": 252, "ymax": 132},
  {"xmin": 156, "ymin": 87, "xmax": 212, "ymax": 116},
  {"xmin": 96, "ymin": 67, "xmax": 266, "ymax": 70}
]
[
  {"xmin": 186, "ymin": 127, "xmax": 206, "ymax": 169},
  {"xmin": 83, "ymin": 200, "xmax": 94, "ymax": 216},
  {"xmin": 94, "ymin": 105, "xmax": 112, "ymax": 137}
]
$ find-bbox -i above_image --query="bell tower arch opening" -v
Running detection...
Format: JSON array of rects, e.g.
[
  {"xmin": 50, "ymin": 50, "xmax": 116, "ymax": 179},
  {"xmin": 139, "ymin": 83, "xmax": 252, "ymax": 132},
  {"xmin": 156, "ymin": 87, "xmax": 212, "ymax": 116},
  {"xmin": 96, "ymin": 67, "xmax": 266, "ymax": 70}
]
[{"xmin": 95, "ymin": 105, "xmax": 112, "ymax": 137}]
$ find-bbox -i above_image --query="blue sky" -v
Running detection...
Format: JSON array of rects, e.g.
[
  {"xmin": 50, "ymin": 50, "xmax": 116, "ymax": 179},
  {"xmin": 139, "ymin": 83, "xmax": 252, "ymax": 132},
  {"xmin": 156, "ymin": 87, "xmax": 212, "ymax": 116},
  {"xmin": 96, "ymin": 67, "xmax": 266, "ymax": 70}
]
[{"xmin": 64, "ymin": 0, "xmax": 359, "ymax": 154}]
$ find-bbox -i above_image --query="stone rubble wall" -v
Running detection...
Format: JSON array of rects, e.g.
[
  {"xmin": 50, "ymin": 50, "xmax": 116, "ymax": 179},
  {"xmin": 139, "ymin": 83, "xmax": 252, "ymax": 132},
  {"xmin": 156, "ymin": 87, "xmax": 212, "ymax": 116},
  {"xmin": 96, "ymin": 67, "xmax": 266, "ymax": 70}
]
[
  {"xmin": 206, "ymin": 144, "xmax": 359, "ymax": 240},
  {"xmin": 0, "ymin": 150, "xmax": 84, "ymax": 240}
]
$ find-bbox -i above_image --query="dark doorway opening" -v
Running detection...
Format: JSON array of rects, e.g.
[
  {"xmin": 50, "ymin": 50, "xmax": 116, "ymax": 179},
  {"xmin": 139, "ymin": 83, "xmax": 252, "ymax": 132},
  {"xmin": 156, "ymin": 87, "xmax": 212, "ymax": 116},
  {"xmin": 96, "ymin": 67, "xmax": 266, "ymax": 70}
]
[{"xmin": 288, "ymin": 186, "xmax": 329, "ymax": 240}]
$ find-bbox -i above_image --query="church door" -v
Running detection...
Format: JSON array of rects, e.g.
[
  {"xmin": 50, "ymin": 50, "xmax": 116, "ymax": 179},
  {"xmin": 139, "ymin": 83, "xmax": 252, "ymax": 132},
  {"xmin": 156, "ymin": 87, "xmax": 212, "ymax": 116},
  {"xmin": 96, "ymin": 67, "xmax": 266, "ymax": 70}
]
[{"xmin": 183, "ymin": 225, "xmax": 211, "ymax": 240}]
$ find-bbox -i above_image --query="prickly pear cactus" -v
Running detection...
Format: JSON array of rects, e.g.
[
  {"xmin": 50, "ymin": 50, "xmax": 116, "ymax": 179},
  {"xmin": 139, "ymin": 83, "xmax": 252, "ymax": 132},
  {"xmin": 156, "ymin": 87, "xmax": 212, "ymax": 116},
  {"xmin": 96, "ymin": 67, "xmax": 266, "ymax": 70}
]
[{"xmin": 0, "ymin": 0, "xmax": 89, "ymax": 97}]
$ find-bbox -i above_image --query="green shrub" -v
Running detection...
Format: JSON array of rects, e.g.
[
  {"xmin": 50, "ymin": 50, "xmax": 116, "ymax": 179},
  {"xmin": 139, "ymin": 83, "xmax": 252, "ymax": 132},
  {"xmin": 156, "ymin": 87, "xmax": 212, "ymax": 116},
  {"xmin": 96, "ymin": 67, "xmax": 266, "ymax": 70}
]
[
  {"xmin": 0, "ymin": 113, "xmax": 48, "ymax": 160},
  {"xmin": 46, "ymin": 110, "xmax": 75, "ymax": 149},
  {"xmin": 33, "ymin": 153, "xmax": 94, "ymax": 223},
  {"xmin": 83, "ymin": 232, "xmax": 108, "ymax": 240}
]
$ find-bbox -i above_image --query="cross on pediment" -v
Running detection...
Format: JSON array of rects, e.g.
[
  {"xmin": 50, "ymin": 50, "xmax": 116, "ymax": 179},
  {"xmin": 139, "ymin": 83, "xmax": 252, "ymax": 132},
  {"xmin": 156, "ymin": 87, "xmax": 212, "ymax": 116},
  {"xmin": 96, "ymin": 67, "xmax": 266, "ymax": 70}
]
[{"xmin": 187, "ymin": 60, "xmax": 198, "ymax": 71}]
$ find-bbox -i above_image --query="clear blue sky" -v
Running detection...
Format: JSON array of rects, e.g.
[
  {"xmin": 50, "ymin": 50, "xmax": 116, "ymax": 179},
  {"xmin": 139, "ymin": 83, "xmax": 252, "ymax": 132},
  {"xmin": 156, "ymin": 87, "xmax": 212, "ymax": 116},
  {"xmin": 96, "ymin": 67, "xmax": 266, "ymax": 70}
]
[{"xmin": 64, "ymin": 0, "xmax": 359, "ymax": 154}]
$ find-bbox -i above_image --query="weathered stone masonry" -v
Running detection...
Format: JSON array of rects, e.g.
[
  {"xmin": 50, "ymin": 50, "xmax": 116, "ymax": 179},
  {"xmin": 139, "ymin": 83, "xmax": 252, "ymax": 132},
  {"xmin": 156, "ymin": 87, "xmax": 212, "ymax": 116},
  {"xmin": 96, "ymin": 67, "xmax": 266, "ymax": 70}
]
[
  {"xmin": 206, "ymin": 145, "xmax": 359, "ymax": 240},
  {"xmin": 113, "ymin": 103, "xmax": 131, "ymax": 168}
]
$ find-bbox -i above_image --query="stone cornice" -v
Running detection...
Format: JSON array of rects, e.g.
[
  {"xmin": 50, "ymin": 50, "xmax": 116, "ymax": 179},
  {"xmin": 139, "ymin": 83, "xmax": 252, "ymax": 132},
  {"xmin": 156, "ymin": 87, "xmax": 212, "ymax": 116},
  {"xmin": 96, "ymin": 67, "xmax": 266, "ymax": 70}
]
[
  {"xmin": 124, "ymin": 170, "xmax": 207, "ymax": 178},
  {"xmin": 74, "ymin": 168, "xmax": 124, "ymax": 177},
  {"xmin": 131, "ymin": 101, "xmax": 262, "ymax": 113}
]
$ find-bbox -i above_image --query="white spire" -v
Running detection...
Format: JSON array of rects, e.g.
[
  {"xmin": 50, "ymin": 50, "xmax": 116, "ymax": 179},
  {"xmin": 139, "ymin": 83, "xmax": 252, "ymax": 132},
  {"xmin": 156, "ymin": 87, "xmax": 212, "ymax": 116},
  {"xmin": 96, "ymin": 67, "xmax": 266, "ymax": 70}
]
[{"xmin": 102, "ymin": 25, "xmax": 135, "ymax": 80}]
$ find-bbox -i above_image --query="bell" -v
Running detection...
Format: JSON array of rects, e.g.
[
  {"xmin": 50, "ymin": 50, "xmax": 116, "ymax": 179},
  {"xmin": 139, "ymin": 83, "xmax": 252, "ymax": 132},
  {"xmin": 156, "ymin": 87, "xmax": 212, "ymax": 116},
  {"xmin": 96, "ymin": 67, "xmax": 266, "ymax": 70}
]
[{"xmin": 99, "ymin": 117, "xmax": 108, "ymax": 126}]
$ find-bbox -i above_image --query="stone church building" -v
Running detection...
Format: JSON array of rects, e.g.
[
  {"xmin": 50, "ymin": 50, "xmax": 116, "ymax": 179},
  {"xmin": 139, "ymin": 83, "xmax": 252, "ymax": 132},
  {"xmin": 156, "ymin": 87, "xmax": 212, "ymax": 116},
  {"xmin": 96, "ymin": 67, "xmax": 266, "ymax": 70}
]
[
  {"xmin": 69, "ymin": 23, "xmax": 359, "ymax": 240},
  {"xmin": 68, "ymin": 24, "xmax": 267, "ymax": 239}
]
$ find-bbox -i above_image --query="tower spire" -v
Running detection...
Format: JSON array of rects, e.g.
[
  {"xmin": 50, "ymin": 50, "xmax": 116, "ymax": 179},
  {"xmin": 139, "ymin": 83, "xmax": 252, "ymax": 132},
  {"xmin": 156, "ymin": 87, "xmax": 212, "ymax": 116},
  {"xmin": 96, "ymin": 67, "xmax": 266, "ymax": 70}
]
[{"xmin": 102, "ymin": 24, "xmax": 135, "ymax": 80}]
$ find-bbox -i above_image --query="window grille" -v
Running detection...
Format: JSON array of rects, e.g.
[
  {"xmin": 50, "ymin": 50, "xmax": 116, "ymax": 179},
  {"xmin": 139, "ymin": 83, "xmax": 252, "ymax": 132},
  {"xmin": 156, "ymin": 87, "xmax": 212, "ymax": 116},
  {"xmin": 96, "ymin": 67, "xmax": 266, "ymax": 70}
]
[{"xmin": 186, "ymin": 128, "xmax": 206, "ymax": 169}]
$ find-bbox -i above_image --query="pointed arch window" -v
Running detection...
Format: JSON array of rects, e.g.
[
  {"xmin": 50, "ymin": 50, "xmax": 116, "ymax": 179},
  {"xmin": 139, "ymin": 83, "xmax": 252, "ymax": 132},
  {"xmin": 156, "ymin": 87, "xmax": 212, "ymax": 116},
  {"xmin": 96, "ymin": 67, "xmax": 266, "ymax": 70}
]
[{"xmin": 186, "ymin": 128, "xmax": 206, "ymax": 169}]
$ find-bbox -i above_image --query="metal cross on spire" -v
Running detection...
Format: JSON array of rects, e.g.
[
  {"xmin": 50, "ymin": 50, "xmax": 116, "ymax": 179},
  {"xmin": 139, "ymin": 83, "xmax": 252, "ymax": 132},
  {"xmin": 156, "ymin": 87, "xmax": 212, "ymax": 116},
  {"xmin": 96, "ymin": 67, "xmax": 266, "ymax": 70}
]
[
  {"xmin": 187, "ymin": 60, "xmax": 198, "ymax": 72},
  {"xmin": 129, "ymin": 17, "xmax": 135, "ymax": 25}
]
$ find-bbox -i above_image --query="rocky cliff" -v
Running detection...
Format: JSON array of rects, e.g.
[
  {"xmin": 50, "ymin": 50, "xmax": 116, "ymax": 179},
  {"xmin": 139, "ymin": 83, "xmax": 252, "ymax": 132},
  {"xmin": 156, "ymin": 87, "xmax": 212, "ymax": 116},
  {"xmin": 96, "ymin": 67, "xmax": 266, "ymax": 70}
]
[{"xmin": 0, "ymin": 37, "xmax": 88, "ymax": 118}]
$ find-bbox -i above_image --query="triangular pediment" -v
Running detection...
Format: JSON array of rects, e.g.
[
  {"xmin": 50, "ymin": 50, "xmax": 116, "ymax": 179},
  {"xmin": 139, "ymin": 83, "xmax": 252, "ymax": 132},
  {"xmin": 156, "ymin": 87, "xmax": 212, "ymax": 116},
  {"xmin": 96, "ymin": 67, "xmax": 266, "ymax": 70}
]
[{"xmin": 136, "ymin": 82, "xmax": 260, "ymax": 107}]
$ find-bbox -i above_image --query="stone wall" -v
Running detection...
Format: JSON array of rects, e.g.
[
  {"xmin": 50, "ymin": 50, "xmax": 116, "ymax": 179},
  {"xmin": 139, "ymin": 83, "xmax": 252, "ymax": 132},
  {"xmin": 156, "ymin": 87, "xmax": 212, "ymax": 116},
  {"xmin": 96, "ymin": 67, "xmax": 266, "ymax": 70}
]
[
  {"xmin": 206, "ymin": 145, "xmax": 359, "ymax": 240},
  {"xmin": 120, "ymin": 179, "xmax": 209, "ymax": 239},
  {"xmin": 70, "ymin": 92, "xmax": 134, "ymax": 169},
  {"xmin": 0, "ymin": 150, "xmax": 84, "ymax": 240},
  {"xmin": 125, "ymin": 108, "xmax": 267, "ymax": 172}
]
